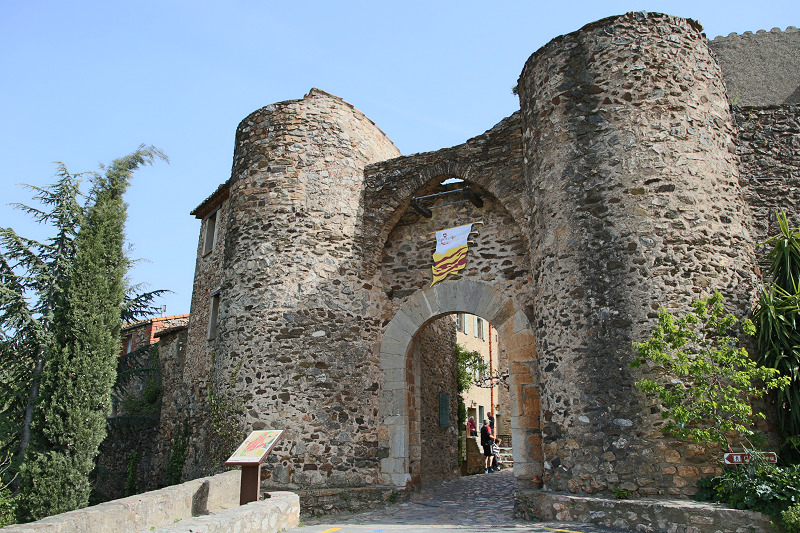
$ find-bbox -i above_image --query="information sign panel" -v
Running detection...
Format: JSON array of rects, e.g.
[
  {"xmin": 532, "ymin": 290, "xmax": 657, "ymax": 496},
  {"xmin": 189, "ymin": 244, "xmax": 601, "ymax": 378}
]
[
  {"xmin": 724, "ymin": 452, "xmax": 777, "ymax": 465},
  {"xmin": 226, "ymin": 430, "xmax": 284, "ymax": 465}
]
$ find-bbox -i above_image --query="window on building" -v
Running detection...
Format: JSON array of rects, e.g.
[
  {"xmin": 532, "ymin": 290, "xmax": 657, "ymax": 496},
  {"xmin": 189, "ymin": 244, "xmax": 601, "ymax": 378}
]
[
  {"xmin": 207, "ymin": 291, "xmax": 220, "ymax": 340},
  {"xmin": 456, "ymin": 312, "xmax": 468, "ymax": 334},
  {"xmin": 203, "ymin": 210, "xmax": 218, "ymax": 255},
  {"xmin": 475, "ymin": 317, "xmax": 485, "ymax": 340},
  {"xmin": 124, "ymin": 336, "xmax": 132, "ymax": 354}
]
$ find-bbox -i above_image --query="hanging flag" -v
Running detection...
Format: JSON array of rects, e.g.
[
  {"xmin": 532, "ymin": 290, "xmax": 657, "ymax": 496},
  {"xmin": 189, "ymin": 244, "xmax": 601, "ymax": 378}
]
[{"xmin": 431, "ymin": 223, "xmax": 474, "ymax": 287}]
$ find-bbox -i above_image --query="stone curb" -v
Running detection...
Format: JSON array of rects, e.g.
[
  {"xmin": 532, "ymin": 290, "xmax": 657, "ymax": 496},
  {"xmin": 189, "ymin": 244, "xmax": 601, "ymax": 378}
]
[{"xmin": 514, "ymin": 490, "xmax": 774, "ymax": 533}]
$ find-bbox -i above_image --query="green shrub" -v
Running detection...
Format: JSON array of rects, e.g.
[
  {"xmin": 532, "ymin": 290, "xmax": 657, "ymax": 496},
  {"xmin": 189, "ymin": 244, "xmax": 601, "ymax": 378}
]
[
  {"xmin": 696, "ymin": 460, "xmax": 800, "ymax": 518},
  {"xmin": 783, "ymin": 503, "xmax": 800, "ymax": 532},
  {"xmin": 0, "ymin": 488, "xmax": 16, "ymax": 527},
  {"xmin": 752, "ymin": 211, "xmax": 800, "ymax": 456}
]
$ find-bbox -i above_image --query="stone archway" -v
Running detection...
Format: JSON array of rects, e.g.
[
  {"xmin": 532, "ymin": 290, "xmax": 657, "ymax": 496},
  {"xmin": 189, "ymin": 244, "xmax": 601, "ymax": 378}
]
[{"xmin": 378, "ymin": 279, "xmax": 541, "ymax": 488}]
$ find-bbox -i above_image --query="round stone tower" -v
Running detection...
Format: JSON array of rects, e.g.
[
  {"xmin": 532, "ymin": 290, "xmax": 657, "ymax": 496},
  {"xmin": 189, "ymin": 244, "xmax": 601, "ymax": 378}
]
[
  {"xmin": 213, "ymin": 89, "xmax": 400, "ymax": 487},
  {"xmin": 518, "ymin": 12, "xmax": 757, "ymax": 495}
]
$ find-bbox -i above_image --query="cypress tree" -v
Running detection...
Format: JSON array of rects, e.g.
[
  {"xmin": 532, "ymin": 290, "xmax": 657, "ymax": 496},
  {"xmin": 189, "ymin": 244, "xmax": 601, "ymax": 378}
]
[{"xmin": 14, "ymin": 147, "xmax": 166, "ymax": 520}]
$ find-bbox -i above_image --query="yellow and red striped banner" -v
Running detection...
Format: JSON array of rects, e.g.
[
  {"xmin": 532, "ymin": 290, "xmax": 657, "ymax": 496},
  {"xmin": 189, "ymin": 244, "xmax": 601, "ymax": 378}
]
[{"xmin": 431, "ymin": 224, "xmax": 474, "ymax": 286}]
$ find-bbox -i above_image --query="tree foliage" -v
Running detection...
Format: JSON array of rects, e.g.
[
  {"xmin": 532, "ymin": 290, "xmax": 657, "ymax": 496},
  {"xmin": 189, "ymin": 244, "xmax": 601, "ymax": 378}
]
[
  {"xmin": 455, "ymin": 343, "xmax": 488, "ymax": 395},
  {"xmin": 752, "ymin": 211, "xmax": 800, "ymax": 441},
  {"xmin": 0, "ymin": 147, "xmax": 167, "ymax": 521},
  {"xmin": 0, "ymin": 444, "xmax": 16, "ymax": 527},
  {"xmin": 631, "ymin": 291, "xmax": 788, "ymax": 447},
  {"xmin": 0, "ymin": 168, "xmax": 85, "ymax": 473}
]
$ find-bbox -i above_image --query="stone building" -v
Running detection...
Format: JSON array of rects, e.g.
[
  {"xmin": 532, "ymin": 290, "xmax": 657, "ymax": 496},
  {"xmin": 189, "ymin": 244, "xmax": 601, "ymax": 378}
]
[
  {"xmin": 456, "ymin": 313, "xmax": 510, "ymax": 438},
  {"xmin": 95, "ymin": 314, "xmax": 189, "ymax": 501},
  {"xmin": 119, "ymin": 314, "xmax": 190, "ymax": 358},
  {"xmin": 156, "ymin": 12, "xmax": 799, "ymax": 512}
]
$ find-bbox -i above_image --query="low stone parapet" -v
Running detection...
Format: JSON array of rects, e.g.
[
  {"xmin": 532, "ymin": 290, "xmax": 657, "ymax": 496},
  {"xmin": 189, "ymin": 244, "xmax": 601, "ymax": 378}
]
[
  {"xmin": 514, "ymin": 490, "xmax": 773, "ymax": 533},
  {"xmin": 4, "ymin": 470, "xmax": 299, "ymax": 533},
  {"xmin": 463, "ymin": 436, "xmax": 485, "ymax": 475},
  {"xmin": 149, "ymin": 491, "xmax": 299, "ymax": 533}
]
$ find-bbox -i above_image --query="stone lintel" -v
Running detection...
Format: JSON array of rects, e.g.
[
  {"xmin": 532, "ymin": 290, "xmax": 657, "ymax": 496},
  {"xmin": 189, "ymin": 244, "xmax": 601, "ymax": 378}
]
[
  {"xmin": 452, "ymin": 279, "xmax": 476, "ymax": 312},
  {"xmin": 432, "ymin": 282, "xmax": 459, "ymax": 315}
]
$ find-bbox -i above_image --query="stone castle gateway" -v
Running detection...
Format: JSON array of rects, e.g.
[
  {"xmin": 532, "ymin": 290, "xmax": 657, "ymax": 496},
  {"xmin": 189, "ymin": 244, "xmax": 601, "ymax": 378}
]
[{"xmin": 150, "ymin": 11, "xmax": 799, "ymax": 511}]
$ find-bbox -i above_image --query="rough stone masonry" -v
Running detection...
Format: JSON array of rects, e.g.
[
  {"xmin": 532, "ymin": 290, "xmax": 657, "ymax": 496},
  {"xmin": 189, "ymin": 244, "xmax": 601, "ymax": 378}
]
[{"xmin": 144, "ymin": 11, "xmax": 799, "ymax": 514}]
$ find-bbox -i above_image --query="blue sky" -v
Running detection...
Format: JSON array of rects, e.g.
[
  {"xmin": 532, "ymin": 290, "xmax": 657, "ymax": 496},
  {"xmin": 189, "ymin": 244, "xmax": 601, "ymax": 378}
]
[{"xmin": 1, "ymin": 0, "xmax": 797, "ymax": 316}]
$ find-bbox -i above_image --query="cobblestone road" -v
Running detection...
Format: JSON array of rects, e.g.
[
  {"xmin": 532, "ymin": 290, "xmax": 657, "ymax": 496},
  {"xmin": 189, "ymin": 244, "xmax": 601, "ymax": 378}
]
[{"xmin": 298, "ymin": 470, "xmax": 630, "ymax": 532}]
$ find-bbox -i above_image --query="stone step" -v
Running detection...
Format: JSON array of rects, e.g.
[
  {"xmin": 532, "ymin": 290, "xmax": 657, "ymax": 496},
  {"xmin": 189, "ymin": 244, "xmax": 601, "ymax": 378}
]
[{"xmin": 498, "ymin": 446, "xmax": 513, "ymax": 467}]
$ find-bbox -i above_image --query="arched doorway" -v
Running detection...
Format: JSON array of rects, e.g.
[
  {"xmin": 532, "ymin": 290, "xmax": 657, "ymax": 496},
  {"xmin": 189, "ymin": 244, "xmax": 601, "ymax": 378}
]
[{"xmin": 377, "ymin": 279, "xmax": 541, "ymax": 489}]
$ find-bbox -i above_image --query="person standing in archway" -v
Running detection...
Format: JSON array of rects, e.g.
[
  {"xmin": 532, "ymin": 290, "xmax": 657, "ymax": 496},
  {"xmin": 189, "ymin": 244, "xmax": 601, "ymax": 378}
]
[
  {"xmin": 480, "ymin": 419, "xmax": 495, "ymax": 473},
  {"xmin": 467, "ymin": 416, "xmax": 477, "ymax": 436}
]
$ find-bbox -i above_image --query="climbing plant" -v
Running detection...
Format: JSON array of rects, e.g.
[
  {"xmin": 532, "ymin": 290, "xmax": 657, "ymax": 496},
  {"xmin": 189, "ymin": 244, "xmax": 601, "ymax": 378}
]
[
  {"xmin": 207, "ymin": 356, "xmax": 244, "ymax": 466},
  {"xmin": 114, "ymin": 343, "xmax": 162, "ymax": 417},
  {"xmin": 123, "ymin": 452, "xmax": 140, "ymax": 497},
  {"xmin": 166, "ymin": 421, "xmax": 190, "ymax": 485}
]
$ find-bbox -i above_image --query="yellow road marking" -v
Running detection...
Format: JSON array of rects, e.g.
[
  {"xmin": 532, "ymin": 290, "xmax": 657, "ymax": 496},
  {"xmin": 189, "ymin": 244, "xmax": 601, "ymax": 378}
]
[
  {"xmin": 319, "ymin": 529, "xmax": 341, "ymax": 533},
  {"xmin": 544, "ymin": 529, "xmax": 584, "ymax": 533}
]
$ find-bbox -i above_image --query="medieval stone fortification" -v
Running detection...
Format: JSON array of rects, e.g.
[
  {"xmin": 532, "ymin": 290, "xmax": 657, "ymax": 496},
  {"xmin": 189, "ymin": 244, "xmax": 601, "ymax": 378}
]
[{"xmin": 139, "ymin": 11, "xmax": 799, "ymax": 513}]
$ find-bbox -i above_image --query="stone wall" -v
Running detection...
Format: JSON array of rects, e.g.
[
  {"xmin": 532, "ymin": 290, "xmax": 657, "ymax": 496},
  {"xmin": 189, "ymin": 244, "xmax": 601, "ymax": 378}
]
[
  {"xmin": 6, "ymin": 471, "xmax": 299, "ymax": 533},
  {"xmin": 363, "ymin": 113, "xmax": 543, "ymax": 485},
  {"xmin": 295, "ymin": 486, "xmax": 403, "ymax": 518},
  {"xmin": 710, "ymin": 27, "xmax": 800, "ymax": 106},
  {"xmin": 97, "ymin": 322, "xmax": 190, "ymax": 502},
  {"xmin": 174, "ymin": 187, "xmax": 232, "ymax": 478},
  {"xmin": 150, "ymin": 326, "xmax": 193, "ymax": 487},
  {"xmin": 518, "ymin": 11, "xmax": 757, "ymax": 496},
  {"xmin": 93, "ymin": 417, "xmax": 159, "ymax": 503},
  {"xmin": 414, "ymin": 317, "xmax": 459, "ymax": 485},
  {"xmin": 206, "ymin": 89, "xmax": 401, "ymax": 491},
  {"xmin": 514, "ymin": 490, "xmax": 773, "ymax": 532},
  {"xmin": 165, "ymin": 10, "xmax": 800, "ymax": 510},
  {"xmin": 736, "ymin": 104, "xmax": 800, "ymax": 247}
]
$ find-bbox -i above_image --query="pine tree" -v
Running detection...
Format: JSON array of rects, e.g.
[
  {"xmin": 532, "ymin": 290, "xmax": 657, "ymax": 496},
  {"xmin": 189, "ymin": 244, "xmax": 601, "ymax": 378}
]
[
  {"xmin": 0, "ymin": 167, "xmax": 84, "ymax": 473},
  {"xmin": 0, "ymin": 147, "xmax": 167, "ymax": 521}
]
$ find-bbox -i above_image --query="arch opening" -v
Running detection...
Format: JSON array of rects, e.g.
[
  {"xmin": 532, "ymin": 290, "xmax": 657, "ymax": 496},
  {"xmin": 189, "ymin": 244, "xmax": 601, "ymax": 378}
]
[{"xmin": 377, "ymin": 280, "xmax": 542, "ymax": 489}]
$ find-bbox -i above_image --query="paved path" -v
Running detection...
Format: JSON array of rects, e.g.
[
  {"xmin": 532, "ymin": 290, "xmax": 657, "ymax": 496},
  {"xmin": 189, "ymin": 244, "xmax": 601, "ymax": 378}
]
[{"xmin": 298, "ymin": 470, "xmax": 630, "ymax": 533}]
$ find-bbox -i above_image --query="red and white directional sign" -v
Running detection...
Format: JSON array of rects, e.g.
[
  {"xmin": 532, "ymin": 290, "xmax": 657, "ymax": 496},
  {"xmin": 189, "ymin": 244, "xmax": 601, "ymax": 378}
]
[{"xmin": 724, "ymin": 452, "xmax": 777, "ymax": 465}]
